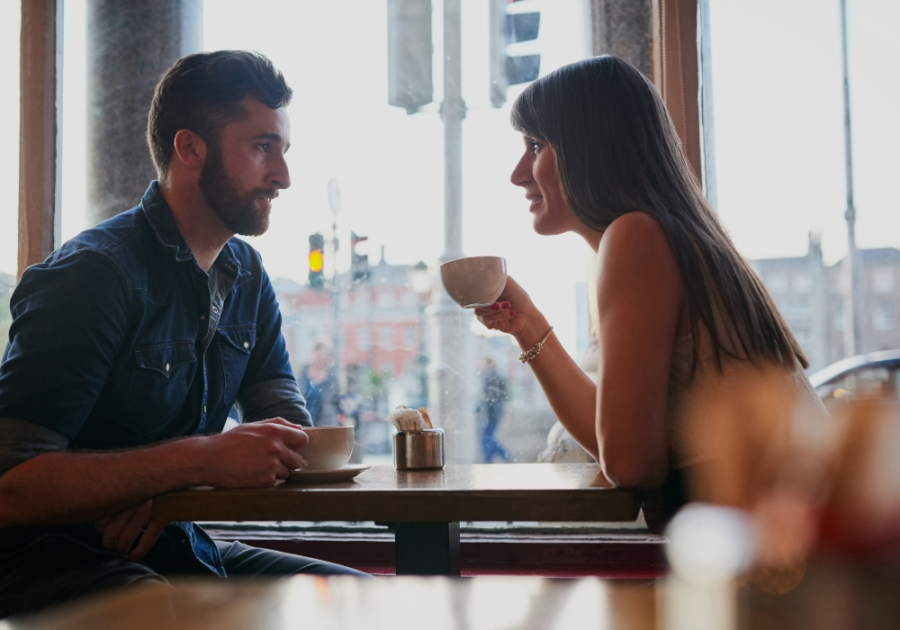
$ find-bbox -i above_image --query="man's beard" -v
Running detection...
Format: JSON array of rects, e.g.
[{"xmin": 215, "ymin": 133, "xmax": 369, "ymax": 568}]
[{"xmin": 198, "ymin": 144, "xmax": 277, "ymax": 237}]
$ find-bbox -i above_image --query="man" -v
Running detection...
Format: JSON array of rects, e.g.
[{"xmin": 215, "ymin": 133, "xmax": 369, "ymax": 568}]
[{"xmin": 0, "ymin": 51, "xmax": 365, "ymax": 619}]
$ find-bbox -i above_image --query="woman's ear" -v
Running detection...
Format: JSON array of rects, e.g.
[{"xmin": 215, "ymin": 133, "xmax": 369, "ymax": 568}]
[{"xmin": 171, "ymin": 129, "xmax": 207, "ymax": 172}]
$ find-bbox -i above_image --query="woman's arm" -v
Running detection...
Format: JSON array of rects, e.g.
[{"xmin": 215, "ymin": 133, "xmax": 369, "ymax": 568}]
[
  {"xmin": 477, "ymin": 212, "xmax": 685, "ymax": 490},
  {"xmin": 593, "ymin": 212, "xmax": 684, "ymax": 490}
]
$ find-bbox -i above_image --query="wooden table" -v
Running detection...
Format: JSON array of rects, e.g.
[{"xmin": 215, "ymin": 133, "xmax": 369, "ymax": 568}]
[
  {"xmin": 0, "ymin": 576, "xmax": 658, "ymax": 630},
  {"xmin": 153, "ymin": 463, "xmax": 640, "ymax": 576}
]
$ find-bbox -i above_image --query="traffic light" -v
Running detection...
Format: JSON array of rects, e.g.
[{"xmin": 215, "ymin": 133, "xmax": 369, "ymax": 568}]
[
  {"xmin": 388, "ymin": 0, "xmax": 433, "ymax": 114},
  {"xmin": 351, "ymin": 232, "xmax": 370, "ymax": 283},
  {"xmin": 490, "ymin": 0, "xmax": 541, "ymax": 108},
  {"xmin": 308, "ymin": 233, "xmax": 325, "ymax": 289}
]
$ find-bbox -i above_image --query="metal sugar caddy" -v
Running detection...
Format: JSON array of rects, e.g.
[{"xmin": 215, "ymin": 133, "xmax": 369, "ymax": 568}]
[{"xmin": 393, "ymin": 428, "xmax": 445, "ymax": 470}]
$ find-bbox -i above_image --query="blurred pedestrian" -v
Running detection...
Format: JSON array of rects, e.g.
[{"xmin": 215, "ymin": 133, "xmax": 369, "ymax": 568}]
[
  {"xmin": 298, "ymin": 340, "xmax": 341, "ymax": 426},
  {"xmin": 478, "ymin": 357, "xmax": 510, "ymax": 462}
]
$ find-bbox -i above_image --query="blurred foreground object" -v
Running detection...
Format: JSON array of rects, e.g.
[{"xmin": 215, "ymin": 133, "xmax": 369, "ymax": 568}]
[
  {"xmin": 689, "ymin": 393, "xmax": 900, "ymax": 568},
  {"xmin": 663, "ymin": 504, "xmax": 756, "ymax": 630},
  {"xmin": 0, "ymin": 576, "xmax": 658, "ymax": 630},
  {"xmin": 818, "ymin": 397, "xmax": 900, "ymax": 553},
  {"xmin": 666, "ymin": 395, "xmax": 900, "ymax": 628},
  {"xmin": 684, "ymin": 364, "xmax": 832, "ymax": 512},
  {"xmin": 741, "ymin": 395, "xmax": 900, "ymax": 629}
]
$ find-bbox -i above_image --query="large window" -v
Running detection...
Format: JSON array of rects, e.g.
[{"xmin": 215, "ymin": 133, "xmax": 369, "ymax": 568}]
[{"xmin": 29, "ymin": 0, "xmax": 898, "ymax": 470}]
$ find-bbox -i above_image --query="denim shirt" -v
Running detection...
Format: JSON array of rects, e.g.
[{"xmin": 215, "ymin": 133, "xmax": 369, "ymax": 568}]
[{"xmin": 0, "ymin": 182, "xmax": 310, "ymax": 573}]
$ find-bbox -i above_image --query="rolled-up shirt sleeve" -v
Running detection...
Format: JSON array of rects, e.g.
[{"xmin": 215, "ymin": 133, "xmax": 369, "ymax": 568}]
[
  {"xmin": 0, "ymin": 417, "xmax": 70, "ymax": 477},
  {"xmin": 235, "ymin": 378, "xmax": 312, "ymax": 426}
]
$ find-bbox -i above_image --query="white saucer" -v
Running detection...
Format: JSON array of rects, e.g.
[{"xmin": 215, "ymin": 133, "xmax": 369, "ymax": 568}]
[{"xmin": 285, "ymin": 464, "xmax": 370, "ymax": 485}]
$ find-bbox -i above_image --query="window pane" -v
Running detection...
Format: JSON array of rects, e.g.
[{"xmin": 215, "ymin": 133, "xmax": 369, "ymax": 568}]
[
  {"xmin": 710, "ymin": 0, "xmax": 900, "ymax": 370},
  {"xmin": 0, "ymin": 3, "xmax": 20, "ymax": 342},
  {"xmin": 60, "ymin": 0, "xmax": 88, "ymax": 242},
  {"xmin": 203, "ymin": 0, "xmax": 593, "ymax": 464},
  {"xmin": 872, "ymin": 266, "xmax": 895, "ymax": 293},
  {"xmin": 873, "ymin": 301, "xmax": 895, "ymax": 331}
]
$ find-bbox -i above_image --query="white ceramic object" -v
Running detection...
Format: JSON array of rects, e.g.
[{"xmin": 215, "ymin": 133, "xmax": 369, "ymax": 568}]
[
  {"xmin": 439, "ymin": 256, "xmax": 508, "ymax": 309},
  {"xmin": 297, "ymin": 426, "xmax": 355, "ymax": 470},
  {"xmin": 286, "ymin": 464, "xmax": 370, "ymax": 484}
]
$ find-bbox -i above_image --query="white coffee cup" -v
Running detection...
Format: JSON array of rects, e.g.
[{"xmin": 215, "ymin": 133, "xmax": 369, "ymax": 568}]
[
  {"xmin": 297, "ymin": 426, "xmax": 355, "ymax": 470},
  {"xmin": 439, "ymin": 256, "xmax": 508, "ymax": 309}
]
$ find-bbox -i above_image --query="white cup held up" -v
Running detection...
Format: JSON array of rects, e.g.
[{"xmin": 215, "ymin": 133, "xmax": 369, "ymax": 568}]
[{"xmin": 439, "ymin": 256, "xmax": 508, "ymax": 309}]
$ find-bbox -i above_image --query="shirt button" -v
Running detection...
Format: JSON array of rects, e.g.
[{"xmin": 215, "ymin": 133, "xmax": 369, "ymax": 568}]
[
  {"xmin": 165, "ymin": 362, "xmax": 171, "ymax": 372},
  {"xmin": 243, "ymin": 341, "xmax": 250, "ymax": 349},
  {"xmin": 203, "ymin": 405, "xmax": 207, "ymax": 413},
  {"xmin": 212, "ymin": 306, "xmax": 219, "ymax": 314},
  {"xmin": 200, "ymin": 315, "xmax": 206, "ymax": 321}
]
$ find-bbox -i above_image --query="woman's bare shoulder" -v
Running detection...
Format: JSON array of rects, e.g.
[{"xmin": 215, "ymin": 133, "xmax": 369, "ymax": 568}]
[
  {"xmin": 603, "ymin": 211, "xmax": 666, "ymax": 242},
  {"xmin": 598, "ymin": 211, "xmax": 674, "ymax": 264},
  {"xmin": 593, "ymin": 211, "xmax": 682, "ymax": 313}
]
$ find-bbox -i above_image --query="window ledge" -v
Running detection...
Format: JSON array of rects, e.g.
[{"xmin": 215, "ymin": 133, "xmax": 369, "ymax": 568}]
[{"xmin": 203, "ymin": 523, "xmax": 668, "ymax": 578}]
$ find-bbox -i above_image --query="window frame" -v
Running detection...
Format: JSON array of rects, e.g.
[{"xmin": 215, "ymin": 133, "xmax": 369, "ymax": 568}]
[{"xmin": 18, "ymin": 0, "xmax": 62, "ymax": 278}]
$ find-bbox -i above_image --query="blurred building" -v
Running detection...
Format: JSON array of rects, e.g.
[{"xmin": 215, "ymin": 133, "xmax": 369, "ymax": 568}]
[
  {"xmin": 752, "ymin": 234, "xmax": 900, "ymax": 372},
  {"xmin": 827, "ymin": 248, "xmax": 900, "ymax": 363},
  {"xmin": 751, "ymin": 234, "xmax": 830, "ymax": 371},
  {"xmin": 275, "ymin": 258, "xmax": 431, "ymax": 411}
]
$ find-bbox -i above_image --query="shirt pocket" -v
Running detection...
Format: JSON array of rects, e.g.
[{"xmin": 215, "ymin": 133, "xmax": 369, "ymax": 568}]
[
  {"xmin": 119, "ymin": 341, "xmax": 197, "ymax": 439},
  {"xmin": 217, "ymin": 324, "xmax": 257, "ymax": 404},
  {"xmin": 134, "ymin": 342, "xmax": 197, "ymax": 377}
]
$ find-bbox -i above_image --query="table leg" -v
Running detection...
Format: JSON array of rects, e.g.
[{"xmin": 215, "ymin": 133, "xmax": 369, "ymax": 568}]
[{"xmin": 393, "ymin": 522, "xmax": 461, "ymax": 576}]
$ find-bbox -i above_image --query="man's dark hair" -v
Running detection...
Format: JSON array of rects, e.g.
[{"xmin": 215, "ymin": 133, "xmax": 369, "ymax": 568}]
[{"xmin": 147, "ymin": 50, "xmax": 293, "ymax": 179}]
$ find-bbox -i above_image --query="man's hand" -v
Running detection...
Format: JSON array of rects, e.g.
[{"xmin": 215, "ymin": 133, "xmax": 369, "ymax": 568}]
[
  {"xmin": 198, "ymin": 417, "xmax": 308, "ymax": 488},
  {"xmin": 94, "ymin": 500, "xmax": 169, "ymax": 562}
]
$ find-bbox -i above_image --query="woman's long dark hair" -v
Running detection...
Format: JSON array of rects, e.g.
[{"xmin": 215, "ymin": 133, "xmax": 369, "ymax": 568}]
[{"xmin": 511, "ymin": 55, "xmax": 807, "ymax": 372}]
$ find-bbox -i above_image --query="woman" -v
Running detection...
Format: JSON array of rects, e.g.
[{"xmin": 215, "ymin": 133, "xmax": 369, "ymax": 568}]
[{"xmin": 476, "ymin": 56, "xmax": 827, "ymax": 520}]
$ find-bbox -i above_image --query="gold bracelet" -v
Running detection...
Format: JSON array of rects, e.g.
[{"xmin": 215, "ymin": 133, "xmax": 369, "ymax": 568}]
[{"xmin": 518, "ymin": 326, "xmax": 554, "ymax": 363}]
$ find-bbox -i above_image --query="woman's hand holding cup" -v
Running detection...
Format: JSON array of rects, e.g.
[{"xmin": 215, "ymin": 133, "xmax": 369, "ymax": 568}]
[{"xmin": 474, "ymin": 275, "xmax": 534, "ymax": 338}]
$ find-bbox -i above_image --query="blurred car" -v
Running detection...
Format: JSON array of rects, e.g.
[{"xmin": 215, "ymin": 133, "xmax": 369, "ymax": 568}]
[{"xmin": 809, "ymin": 350, "xmax": 900, "ymax": 406}]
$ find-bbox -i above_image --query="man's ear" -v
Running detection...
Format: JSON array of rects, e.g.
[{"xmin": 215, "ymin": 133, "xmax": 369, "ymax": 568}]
[{"xmin": 172, "ymin": 129, "xmax": 208, "ymax": 171}]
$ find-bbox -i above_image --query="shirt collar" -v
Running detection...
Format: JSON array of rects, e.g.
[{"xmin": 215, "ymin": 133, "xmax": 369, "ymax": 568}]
[
  {"xmin": 140, "ymin": 181, "xmax": 195, "ymax": 263},
  {"xmin": 139, "ymin": 181, "xmax": 250, "ymax": 282}
]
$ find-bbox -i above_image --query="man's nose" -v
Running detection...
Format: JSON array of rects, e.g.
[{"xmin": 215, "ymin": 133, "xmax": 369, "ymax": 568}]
[{"xmin": 271, "ymin": 154, "xmax": 291, "ymax": 190}]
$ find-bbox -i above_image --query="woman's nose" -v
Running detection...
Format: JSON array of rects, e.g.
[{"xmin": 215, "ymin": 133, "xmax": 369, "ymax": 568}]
[{"xmin": 510, "ymin": 154, "xmax": 532, "ymax": 187}]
